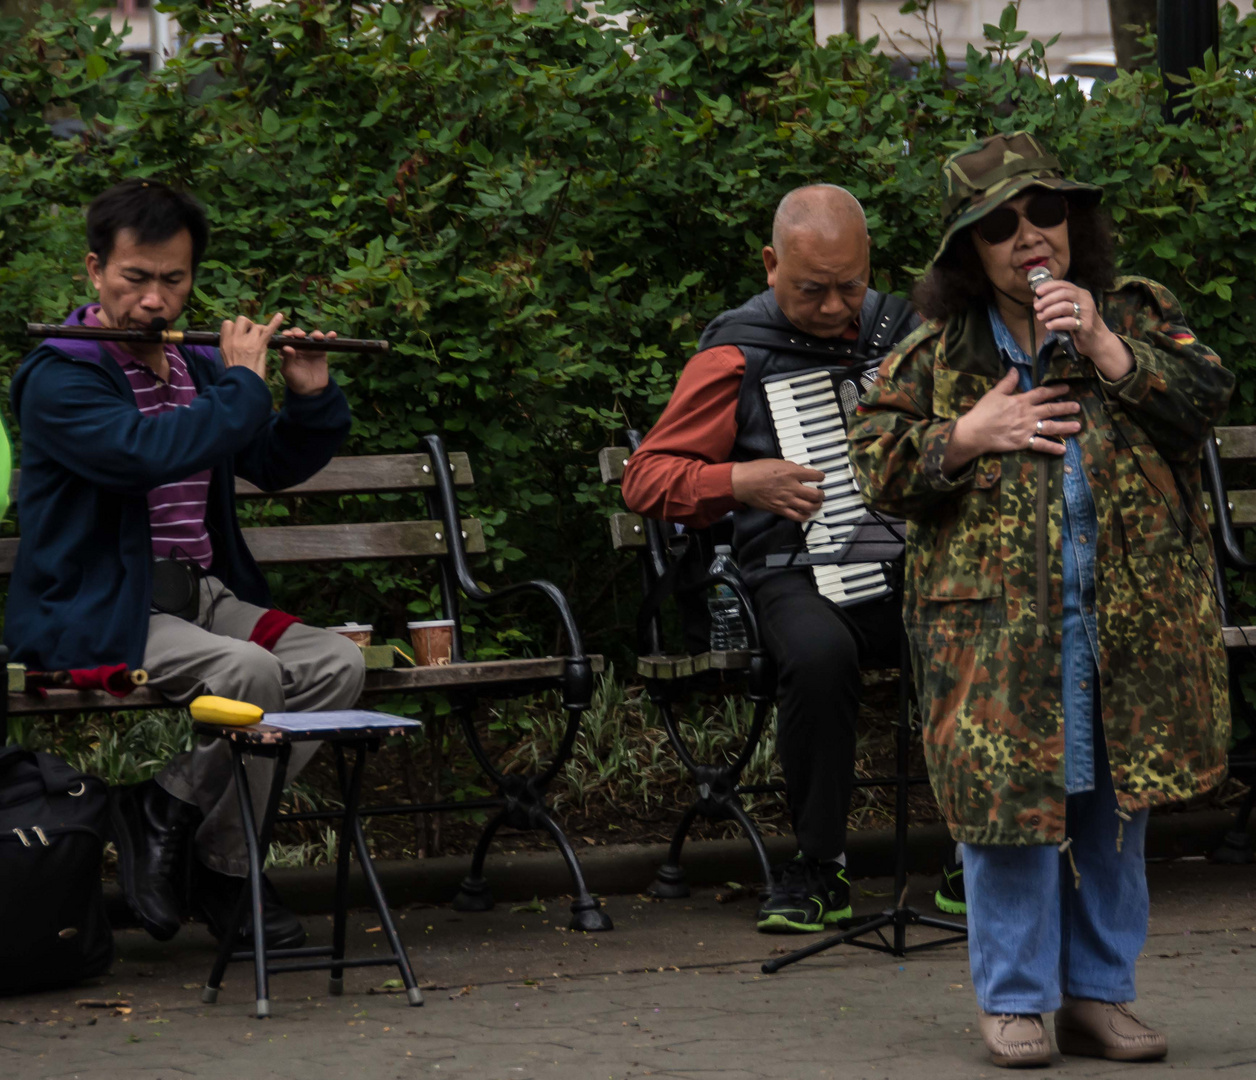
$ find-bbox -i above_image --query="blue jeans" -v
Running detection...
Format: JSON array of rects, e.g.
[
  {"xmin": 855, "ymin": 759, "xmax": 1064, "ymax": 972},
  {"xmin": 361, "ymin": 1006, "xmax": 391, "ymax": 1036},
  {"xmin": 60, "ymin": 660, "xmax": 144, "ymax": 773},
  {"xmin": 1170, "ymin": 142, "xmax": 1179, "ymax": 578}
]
[{"xmin": 961, "ymin": 722, "xmax": 1150, "ymax": 1014}]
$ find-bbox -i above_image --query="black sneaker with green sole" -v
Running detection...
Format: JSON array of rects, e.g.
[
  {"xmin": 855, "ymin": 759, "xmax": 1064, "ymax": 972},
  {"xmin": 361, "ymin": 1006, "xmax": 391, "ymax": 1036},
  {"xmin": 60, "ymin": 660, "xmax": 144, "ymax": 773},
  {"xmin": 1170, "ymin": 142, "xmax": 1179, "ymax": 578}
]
[
  {"xmin": 756, "ymin": 856, "xmax": 853, "ymax": 933},
  {"xmin": 934, "ymin": 859, "xmax": 966, "ymax": 916}
]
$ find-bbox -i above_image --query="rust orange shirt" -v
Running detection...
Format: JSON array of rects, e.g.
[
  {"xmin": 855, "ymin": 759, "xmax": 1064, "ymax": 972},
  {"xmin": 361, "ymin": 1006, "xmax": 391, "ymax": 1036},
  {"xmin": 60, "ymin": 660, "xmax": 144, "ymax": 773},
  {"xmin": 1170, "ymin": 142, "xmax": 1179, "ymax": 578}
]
[
  {"xmin": 622, "ymin": 322, "xmax": 861, "ymax": 528},
  {"xmin": 621, "ymin": 345, "xmax": 745, "ymax": 528}
]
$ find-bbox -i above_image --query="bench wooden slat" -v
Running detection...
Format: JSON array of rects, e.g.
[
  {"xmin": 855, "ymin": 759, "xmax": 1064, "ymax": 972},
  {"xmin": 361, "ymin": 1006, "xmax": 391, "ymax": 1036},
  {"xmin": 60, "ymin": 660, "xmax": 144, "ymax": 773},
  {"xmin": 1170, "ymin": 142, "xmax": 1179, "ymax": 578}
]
[
  {"xmin": 1215, "ymin": 427, "xmax": 1256, "ymax": 463},
  {"xmin": 1204, "ymin": 489, "xmax": 1256, "ymax": 528},
  {"xmin": 637, "ymin": 650, "xmax": 752, "ymax": 679},
  {"xmin": 610, "ymin": 512, "xmax": 647, "ymax": 549},
  {"xmin": 599, "ymin": 447, "xmax": 630, "ymax": 484},
  {"xmin": 8, "ymin": 454, "xmax": 475, "ymax": 505},
  {"xmin": 1224, "ymin": 625, "xmax": 1256, "ymax": 649},
  {"xmin": 0, "ymin": 519, "xmax": 486, "ymax": 574},
  {"xmin": 6, "ymin": 686, "xmax": 170, "ymax": 714},
  {"xmin": 234, "ymin": 453, "xmax": 474, "ymax": 496},
  {"xmin": 6, "ymin": 655, "xmax": 606, "ymax": 715},
  {"xmin": 243, "ymin": 519, "xmax": 486, "ymax": 563},
  {"xmin": 366, "ymin": 654, "xmax": 604, "ymax": 692}
]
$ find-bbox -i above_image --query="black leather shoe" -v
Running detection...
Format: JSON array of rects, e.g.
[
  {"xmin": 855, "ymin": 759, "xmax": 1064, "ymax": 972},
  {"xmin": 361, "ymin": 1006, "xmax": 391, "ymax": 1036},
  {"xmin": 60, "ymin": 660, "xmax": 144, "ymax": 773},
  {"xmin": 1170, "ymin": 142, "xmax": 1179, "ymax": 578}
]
[
  {"xmin": 109, "ymin": 779, "xmax": 202, "ymax": 941},
  {"xmin": 191, "ymin": 860, "xmax": 307, "ymax": 950}
]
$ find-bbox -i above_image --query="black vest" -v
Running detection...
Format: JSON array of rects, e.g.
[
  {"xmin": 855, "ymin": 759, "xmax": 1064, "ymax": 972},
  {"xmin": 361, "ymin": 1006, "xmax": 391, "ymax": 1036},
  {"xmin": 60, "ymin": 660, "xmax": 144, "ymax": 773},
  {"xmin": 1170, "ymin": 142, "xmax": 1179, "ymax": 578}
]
[{"xmin": 699, "ymin": 288, "xmax": 918, "ymax": 589}]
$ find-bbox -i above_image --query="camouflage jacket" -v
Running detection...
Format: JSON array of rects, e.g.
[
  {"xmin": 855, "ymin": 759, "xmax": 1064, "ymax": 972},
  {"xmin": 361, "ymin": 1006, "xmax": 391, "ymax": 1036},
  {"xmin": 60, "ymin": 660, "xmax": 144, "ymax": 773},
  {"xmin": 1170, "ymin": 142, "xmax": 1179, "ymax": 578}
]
[{"xmin": 848, "ymin": 277, "xmax": 1235, "ymax": 845}]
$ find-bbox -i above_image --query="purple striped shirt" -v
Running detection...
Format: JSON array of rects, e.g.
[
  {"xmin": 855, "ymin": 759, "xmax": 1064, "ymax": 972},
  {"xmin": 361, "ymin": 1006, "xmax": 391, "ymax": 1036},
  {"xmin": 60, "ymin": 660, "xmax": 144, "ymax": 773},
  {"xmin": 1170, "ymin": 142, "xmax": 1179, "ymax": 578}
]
[{"xmin": 85, "ymin": 306, "xmax": 214, "ymax": 568}]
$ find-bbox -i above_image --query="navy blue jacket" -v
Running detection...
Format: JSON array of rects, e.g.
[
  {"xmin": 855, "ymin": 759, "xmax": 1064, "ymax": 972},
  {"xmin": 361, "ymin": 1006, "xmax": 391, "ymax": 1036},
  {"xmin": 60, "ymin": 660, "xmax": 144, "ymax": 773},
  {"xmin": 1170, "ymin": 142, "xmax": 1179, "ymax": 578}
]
[{"xmin": 6, "ymin": 306, "xmax": 352, "ymax": 669}]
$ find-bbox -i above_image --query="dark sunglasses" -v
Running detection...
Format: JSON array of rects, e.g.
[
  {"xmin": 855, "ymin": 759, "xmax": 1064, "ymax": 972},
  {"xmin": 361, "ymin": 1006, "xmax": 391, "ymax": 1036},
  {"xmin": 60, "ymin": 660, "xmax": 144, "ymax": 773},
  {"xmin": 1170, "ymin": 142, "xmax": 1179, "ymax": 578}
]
[{"xmin": 974, "ymin": 192, "xmax": 1069, "ymax": 246}]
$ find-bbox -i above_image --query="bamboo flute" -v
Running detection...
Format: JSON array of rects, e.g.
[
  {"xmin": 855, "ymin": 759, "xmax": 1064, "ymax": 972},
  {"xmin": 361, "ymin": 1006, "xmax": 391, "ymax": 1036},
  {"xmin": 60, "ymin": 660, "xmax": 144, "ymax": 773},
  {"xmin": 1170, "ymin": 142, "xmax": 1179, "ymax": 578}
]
[{"xmin": 26, "ymin": 323, "xmax": 390, "ymax": 353}]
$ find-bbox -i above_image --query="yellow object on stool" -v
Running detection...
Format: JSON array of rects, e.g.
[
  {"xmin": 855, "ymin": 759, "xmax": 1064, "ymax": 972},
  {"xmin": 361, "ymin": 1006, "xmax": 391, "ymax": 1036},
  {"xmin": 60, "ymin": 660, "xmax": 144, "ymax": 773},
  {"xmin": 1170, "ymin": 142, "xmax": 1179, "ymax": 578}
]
[{"xmin": 189, "ymin": 696, "xmax": 263, "ymax": 726}]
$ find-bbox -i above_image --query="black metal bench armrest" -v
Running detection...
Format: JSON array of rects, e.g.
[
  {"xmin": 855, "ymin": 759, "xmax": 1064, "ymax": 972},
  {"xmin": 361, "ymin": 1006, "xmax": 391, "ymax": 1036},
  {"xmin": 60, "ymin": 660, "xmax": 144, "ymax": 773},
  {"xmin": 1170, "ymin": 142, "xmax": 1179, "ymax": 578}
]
[
  {"xmin": 422, "ymin": 434, "xmax": 592, "ymax": 709},
  {"xmin": 1204, "ymin": 436, "xmax": 1256, "ymax": 572},
  {"xmin": 636, "ymin": 566, "xmax": 774, "ymax": 701}
]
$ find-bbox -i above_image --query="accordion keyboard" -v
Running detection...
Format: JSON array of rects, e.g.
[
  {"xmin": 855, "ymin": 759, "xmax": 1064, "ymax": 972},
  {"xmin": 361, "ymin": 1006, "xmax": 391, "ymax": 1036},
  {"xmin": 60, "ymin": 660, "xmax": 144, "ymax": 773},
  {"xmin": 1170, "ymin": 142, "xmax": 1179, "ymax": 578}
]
[{"xmin": 763, "ymin": 368, "xmax": 892, "ymax": 606}]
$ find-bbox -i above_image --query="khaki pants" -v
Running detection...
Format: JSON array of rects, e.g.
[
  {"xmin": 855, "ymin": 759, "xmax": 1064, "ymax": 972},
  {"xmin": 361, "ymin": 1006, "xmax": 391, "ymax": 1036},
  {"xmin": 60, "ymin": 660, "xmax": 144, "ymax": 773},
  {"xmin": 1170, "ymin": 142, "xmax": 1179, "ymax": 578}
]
[{"xmin": 145, "ymin": 577, "xmax": 366, "ymax": 876}]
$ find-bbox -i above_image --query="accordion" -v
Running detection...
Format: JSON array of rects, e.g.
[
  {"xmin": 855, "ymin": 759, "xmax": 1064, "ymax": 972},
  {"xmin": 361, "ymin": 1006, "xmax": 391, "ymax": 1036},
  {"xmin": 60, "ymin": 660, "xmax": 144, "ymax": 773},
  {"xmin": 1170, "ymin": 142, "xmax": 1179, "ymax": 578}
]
[{"xmin": 762, "ymin": 364, "xmax": 904, "ymax": 607}]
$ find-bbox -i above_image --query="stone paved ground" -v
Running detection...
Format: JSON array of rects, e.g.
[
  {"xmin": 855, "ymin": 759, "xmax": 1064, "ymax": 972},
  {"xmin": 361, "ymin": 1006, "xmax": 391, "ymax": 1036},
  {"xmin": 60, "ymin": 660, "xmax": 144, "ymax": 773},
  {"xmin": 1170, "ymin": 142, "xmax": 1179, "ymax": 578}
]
[{"xmin": 2, "ymin": 859, "xmax": 1254, "ymax": 1080}]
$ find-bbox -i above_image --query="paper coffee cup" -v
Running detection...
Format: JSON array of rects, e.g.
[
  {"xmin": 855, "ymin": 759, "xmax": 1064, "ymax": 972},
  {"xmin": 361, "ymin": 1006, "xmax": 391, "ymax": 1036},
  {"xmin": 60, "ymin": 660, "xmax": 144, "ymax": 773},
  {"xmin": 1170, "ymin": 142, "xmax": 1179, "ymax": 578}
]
[
  {"xmin": 328, "ymin": 622, "xmax": 373, "ymax": 648},
  {"xmin": 407, "ymin": 619, "xmax": 455, "ymax": 666}
]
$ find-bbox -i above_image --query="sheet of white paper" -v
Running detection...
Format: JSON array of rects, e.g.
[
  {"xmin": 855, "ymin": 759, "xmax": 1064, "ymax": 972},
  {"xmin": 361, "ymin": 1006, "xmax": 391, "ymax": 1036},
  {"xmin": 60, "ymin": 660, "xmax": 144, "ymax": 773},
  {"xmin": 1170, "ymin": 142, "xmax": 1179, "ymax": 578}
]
[{"xmin": 260, "ymin": 710, "xmax": 421, "ymax": 732}]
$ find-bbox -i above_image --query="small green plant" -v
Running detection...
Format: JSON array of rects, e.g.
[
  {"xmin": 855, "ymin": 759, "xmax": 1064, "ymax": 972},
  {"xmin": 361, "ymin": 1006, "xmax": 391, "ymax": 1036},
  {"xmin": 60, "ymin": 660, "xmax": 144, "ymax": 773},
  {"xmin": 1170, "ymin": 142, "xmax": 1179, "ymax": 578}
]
[{"xmin": 266, "ymin": 826, "xmax": 339, "ymax": 870}]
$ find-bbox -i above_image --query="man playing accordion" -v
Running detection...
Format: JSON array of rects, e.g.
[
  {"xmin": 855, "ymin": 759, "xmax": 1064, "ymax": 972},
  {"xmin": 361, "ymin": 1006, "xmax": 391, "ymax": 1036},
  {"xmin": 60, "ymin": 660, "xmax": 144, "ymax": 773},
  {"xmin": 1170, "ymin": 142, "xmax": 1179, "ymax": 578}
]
[{"xmin": 621, "ymin": 185, "xmax": 959, "ymax": 932}]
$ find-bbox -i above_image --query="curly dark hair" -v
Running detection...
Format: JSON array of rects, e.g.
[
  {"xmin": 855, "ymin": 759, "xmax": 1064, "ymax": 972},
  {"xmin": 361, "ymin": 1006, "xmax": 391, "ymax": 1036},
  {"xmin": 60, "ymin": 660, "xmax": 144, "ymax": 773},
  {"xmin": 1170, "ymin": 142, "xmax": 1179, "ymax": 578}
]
[{"xmin": 913, "ymin": 198, "xmax": 1116, "ymax": 321}]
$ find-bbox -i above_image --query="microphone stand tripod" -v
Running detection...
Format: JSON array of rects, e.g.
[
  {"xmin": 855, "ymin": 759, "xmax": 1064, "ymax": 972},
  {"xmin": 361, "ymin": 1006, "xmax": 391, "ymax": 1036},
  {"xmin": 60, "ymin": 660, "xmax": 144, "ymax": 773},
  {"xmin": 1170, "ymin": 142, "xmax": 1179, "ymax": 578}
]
[{"xmin": 759, "ymin": 540, "xmax": 967, "ymax": 974}]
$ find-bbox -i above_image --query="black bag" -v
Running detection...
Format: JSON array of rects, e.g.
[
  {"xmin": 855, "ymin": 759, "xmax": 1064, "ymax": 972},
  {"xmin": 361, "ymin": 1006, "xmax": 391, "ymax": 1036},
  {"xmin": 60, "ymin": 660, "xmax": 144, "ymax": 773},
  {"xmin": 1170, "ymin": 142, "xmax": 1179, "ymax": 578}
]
[{"xmin": 0, "ymin": 746, "xmax": 114, "ymax": 994}]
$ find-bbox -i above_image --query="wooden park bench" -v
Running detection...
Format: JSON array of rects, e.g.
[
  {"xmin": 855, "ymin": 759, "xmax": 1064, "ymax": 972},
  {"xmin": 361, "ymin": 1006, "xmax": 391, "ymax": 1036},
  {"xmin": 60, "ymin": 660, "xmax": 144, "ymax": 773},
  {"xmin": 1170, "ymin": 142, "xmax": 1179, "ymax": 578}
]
[
  {"xmin": 0, "ymin": 434, "xmax": 612, "ymax": 932},
  {"xmin": 1201, "ymin": 426, "xmax": 1256, "ymax": 863},
  {"xmin": 601, "ymin": 433, "xmax": 779, "ymax": 899}
]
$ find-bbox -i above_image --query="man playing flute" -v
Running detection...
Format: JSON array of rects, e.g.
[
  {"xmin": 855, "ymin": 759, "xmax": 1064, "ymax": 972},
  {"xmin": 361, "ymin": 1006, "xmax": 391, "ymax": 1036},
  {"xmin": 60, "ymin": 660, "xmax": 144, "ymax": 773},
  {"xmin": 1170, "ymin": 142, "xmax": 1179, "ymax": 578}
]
[{"xmin": 5, "ymin": 178, "xmax": 365, "ymax": 948}]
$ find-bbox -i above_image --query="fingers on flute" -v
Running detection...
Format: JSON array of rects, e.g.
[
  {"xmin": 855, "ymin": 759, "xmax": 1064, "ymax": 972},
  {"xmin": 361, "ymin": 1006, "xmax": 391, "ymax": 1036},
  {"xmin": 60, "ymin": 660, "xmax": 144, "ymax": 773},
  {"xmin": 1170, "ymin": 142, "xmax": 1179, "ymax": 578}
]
[{"xmin": 262, "ymin": 312, "xmax": 285, "ymax": 339}]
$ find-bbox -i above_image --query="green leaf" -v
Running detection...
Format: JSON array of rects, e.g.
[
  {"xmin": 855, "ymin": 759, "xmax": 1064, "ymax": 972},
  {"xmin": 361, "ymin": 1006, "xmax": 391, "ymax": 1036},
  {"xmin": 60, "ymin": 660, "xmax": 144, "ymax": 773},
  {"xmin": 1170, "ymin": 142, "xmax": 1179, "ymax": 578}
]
[
  {"xmin": 84, "ymin": 54, "xmax": 108, "ymax": 80},
  {"xmin": 261, "ymin": 108, "xmax": 281, "ymax": 134}
]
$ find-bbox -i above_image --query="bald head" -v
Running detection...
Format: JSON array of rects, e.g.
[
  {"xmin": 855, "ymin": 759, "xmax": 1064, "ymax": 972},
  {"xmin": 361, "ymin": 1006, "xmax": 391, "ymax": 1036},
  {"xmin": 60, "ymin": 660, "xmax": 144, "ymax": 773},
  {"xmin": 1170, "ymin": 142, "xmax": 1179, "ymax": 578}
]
[
  {"xmin": 771, "ymin": 185, "xmax": 867, "ymax": 254},
  {"xmin": 763, "ymin": 185, "xmax": 871, "ymax": 339}
]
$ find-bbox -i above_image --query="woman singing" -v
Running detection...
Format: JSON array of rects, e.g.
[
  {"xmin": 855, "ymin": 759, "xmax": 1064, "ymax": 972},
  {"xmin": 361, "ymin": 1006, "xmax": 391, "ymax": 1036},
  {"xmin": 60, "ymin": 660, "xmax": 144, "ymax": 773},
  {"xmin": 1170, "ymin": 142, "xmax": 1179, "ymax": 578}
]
[{"xmin": 849, "ymin": 131, "xmax": 1234, "ymax": 1068}]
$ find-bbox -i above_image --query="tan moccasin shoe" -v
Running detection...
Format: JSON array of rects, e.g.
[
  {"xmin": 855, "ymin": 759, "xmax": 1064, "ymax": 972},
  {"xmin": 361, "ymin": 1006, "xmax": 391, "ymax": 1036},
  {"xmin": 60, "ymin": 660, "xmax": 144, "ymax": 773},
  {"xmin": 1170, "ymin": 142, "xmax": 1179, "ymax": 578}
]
[
  {"xmin": 1055, "ymin": 997, "xmax": 1167, "ymax": 1061},
  {"xmin": 977, "ymin": 1010, "xmax": 1053, "ymax": 1068}
]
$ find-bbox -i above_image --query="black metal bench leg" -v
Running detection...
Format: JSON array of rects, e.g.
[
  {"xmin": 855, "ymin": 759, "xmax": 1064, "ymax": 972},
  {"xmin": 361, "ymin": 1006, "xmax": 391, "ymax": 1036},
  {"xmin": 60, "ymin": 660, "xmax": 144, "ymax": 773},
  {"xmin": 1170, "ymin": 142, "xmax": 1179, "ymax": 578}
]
[
  {"xmin": 527, "ymin": 806, "xmax": 613, "ymax": 931},
  {"xmin": 726, "ymin": 799, "xmax": 774, "ymax": 894},
  {"xmin": 453, "ymin": 808, "xmax": 506, "ymax": 912},
  {"xmin": 1213, "ymin": 785, "xmax": 1256, "ymax": 864},
  {"xmin": 648, "ymin": 696, "xmax": 775, "ymax": 900},
  {"xmin": 649, "ymin": 802, "xmax": 701, "ymax": 899}
]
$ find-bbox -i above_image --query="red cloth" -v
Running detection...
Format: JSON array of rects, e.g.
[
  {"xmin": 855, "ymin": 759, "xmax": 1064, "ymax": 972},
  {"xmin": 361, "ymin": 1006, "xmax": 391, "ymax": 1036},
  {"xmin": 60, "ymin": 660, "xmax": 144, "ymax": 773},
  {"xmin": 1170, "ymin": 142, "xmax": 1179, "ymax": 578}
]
[
  {"xmin": 66, "ymin": 664, "xmax": 137, "ymax": 698},
  {"xmin": 249, "ymin": 609, "xmax": 303, "ymax": 652}
]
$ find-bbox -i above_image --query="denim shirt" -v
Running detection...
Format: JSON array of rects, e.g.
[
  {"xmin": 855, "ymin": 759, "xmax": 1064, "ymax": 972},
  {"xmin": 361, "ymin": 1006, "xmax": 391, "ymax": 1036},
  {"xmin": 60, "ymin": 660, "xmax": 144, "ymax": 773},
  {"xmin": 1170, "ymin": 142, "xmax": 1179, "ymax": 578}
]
[{"xmin": 987, "ymin": 306, "xmax": 1100, "ymax": 794}]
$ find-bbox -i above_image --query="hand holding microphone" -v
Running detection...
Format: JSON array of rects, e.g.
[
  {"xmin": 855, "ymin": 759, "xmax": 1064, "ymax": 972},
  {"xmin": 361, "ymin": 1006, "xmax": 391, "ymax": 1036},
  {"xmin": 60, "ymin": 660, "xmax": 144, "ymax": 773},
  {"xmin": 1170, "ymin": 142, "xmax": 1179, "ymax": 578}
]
[
  {"xmin": 1026, "ymin": 266, "xmax": 1133, "ymax": 380},
  {"xmin": 1026, "ymin": 265, "xmax": 1087, "ymax": 362}
]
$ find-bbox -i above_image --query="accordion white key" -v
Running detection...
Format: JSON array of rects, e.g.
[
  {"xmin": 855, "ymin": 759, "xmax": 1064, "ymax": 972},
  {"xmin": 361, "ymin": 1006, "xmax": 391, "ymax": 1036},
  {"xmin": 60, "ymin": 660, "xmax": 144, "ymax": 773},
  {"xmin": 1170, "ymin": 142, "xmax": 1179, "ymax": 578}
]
[{"xmin": 762, "ymin": 366, "xmax": 899, "ymax": 607}]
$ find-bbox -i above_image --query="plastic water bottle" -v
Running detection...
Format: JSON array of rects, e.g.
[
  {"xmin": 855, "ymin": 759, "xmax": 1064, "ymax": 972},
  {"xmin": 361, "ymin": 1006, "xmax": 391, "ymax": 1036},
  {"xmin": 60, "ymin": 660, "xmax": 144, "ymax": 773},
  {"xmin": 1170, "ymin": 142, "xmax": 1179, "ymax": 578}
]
[{"xmin": 708, "ymin": 545, "xmax": 749, "ymax": 651}]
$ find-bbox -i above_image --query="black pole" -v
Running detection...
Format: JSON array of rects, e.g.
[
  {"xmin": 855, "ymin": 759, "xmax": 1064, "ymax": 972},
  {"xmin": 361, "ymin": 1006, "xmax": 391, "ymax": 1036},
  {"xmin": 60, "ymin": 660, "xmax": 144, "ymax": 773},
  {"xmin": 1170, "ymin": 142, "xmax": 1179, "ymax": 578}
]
[{"xmin": 1158, "ymin": 0, "xmax": 1220, "ymax": 122}]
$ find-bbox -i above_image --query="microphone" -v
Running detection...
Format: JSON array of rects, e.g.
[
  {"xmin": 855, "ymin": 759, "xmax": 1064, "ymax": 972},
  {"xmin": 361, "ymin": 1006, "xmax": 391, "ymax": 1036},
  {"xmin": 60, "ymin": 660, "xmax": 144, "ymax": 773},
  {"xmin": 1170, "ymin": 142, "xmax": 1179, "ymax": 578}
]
[{"xmin": 1026, "ymin": 265, "xmax": 1080, "ymax": 363}]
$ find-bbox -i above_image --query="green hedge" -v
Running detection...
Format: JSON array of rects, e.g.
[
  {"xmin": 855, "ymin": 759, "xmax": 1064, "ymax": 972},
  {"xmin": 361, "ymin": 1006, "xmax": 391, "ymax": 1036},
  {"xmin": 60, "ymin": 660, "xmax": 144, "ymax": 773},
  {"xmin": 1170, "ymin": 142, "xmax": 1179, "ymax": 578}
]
[{"xmin": 3, "ymin": 0, "xmax": 1256, "ymax": 663}]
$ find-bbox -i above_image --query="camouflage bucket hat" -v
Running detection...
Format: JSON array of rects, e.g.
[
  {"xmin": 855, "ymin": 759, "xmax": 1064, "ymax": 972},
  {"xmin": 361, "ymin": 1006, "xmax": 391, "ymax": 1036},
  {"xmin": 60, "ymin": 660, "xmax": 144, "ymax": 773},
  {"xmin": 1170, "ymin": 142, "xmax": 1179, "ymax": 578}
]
[{"xmin": 929, "ymin": 130, "xmax": 1102, "ymax": 268}]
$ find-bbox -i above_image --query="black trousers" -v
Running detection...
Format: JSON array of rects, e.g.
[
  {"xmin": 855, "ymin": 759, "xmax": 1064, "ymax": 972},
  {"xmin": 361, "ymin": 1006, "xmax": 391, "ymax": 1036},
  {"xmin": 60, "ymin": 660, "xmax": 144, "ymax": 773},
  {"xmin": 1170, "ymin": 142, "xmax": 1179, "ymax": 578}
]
[{"xmin": 752, "ymin": 571, "xmax": 902, "ymax": 862}]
